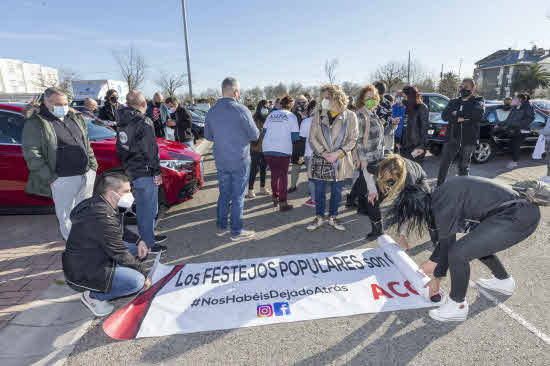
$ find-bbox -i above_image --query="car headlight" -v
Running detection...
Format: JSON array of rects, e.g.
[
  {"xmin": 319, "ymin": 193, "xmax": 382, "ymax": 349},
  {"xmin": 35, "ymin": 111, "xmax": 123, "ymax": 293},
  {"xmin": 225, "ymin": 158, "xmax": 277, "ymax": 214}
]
[{"xmin": 160, "ymin": 159, "xmax": 195, "ymax": 173}]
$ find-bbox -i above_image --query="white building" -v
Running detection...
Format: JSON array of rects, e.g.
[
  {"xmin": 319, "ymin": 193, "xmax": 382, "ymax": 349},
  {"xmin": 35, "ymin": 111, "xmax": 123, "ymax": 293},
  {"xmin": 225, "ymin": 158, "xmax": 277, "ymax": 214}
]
[{"xmin": 0, "ymin": 58, "xmax": 59, "ymax": 95}]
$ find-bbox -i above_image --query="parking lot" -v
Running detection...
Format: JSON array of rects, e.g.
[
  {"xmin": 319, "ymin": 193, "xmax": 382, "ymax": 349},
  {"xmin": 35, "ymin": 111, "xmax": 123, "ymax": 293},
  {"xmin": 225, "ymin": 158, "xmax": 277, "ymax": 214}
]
[{"xmin": 2, "ymin": 146, "xmax": 550, "ymax": 365}]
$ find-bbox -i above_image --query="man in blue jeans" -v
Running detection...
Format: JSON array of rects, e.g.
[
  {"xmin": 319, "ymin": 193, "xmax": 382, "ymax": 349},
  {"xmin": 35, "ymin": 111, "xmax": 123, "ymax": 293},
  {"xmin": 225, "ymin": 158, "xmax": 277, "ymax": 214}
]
[
  {"xmin": 116, "ymin": 90, "xmax": 167, "ymax": 253},
  {"xmin": 205, "ymin": 77, "xmax": 260, "ymax": 241},
  {"xmin": 63, "ymin": 172, "xmax": 150, "ymax": 316}
]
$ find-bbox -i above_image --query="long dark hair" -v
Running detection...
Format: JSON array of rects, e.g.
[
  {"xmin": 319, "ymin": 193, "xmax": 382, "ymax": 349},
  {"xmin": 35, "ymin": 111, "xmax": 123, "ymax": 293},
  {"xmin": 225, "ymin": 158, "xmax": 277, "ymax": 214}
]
[
  {"xmin": 306, "ymin": 100, "xmax": 317, "ymax": 117},
  {"xmin": 253, "ymin": 99, "xmax": 268, "ymax": 121},
  {"xmin": 105, "ymin": 89, "xmax": 118, "ymax": 103},
  {"xmin": 388, "ymin": 184, "xmax": 433, "ymax": 237},
  {"xmin": 403, "ymin": 86, "xmax": 422, "ymax": 115}
]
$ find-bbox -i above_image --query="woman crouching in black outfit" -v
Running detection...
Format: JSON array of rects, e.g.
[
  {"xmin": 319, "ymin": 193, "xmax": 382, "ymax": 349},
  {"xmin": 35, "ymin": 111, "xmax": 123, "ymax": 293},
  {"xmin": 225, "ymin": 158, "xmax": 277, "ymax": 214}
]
[{"xmin": 388, "ymin": 176, "xmax": 546, "ymax": 322}]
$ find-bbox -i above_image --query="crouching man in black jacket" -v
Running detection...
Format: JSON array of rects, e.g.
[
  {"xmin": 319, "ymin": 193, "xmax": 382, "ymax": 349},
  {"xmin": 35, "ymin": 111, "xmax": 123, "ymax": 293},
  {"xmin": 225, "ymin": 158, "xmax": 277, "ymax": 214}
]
[
  {"xmin": 437, "ymin": 78, "xmax": 484, "ymax": 186},
  {"xmin": 62, "ymin": 172, "xmax": 151, "ymax": 317}
]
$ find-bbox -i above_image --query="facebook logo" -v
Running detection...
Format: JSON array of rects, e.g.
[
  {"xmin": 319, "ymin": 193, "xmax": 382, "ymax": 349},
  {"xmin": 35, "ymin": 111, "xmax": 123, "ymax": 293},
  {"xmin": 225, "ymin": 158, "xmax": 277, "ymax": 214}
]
[{"xmin": 273, "ymin": 302, "xmax": 291, "ymax": 316}]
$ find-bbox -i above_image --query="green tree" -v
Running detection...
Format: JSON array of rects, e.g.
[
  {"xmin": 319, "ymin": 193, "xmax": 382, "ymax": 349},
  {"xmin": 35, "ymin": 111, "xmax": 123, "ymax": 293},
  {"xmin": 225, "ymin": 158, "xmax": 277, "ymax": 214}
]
[
  {"xmin": 512, "ymin": 64, "xmax": 550, "ymax": 95},
  {"xmin": 437, "ymin": 72, "xmax": 460, "ymax": 98}
]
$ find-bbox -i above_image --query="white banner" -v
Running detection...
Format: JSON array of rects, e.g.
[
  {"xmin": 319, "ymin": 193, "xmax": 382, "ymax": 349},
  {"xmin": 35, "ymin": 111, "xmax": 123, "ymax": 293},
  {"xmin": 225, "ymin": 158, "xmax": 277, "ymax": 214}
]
[{"xmin": 103, "ymin": 236, "xmax": 439, "ymax": 340}]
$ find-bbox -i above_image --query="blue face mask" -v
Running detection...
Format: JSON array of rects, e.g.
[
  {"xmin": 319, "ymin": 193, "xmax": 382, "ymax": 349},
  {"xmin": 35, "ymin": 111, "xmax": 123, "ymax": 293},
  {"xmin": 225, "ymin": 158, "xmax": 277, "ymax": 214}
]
[
  {"xmin": 53, "ymin": 105, "xmax": 69, "ymax": 118},
  {"xmin": 261, "ymin": 108, "xmax": 268, "ymax": 116}
]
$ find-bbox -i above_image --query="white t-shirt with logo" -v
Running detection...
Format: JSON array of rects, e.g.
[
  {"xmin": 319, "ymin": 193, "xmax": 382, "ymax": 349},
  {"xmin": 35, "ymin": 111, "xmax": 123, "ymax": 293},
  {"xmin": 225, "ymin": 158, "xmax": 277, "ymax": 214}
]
[
  {"xmin": 262, "ymin": 110, "xmax": 299, "ymax": 155},
  {"xmin": 299, "ymin": 116, "xmax": 313, "ymax": 157}
]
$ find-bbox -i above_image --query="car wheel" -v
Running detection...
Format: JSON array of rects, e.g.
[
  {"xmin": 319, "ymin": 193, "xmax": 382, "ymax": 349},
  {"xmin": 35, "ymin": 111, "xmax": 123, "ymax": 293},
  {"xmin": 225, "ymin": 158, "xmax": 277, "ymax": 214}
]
[
  {"xmin": 429, "ymin": 144, "xmax": 442, "ymax": 156},
  {"xmin": 473, "ymin": 140, "xmax": 494, "ymax": 164}
]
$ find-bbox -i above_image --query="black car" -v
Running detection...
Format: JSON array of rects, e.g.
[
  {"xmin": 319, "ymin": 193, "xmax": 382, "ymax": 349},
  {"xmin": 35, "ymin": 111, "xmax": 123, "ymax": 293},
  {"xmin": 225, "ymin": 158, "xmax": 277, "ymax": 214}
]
[
  {"xmin": 426, "ymin": 103, "xmax": 548, "ymax": 163},
  {"xmin": 187, "ymin": 108, "xmax": 205, "ymax": 141}
]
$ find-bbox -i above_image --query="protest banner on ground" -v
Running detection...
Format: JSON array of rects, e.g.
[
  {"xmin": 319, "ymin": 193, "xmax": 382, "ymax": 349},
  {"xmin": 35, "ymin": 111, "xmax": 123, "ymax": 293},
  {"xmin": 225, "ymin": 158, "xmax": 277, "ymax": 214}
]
[{"xmin": 103, "ymin": 235, "xmax": 438, "ymax": 339}]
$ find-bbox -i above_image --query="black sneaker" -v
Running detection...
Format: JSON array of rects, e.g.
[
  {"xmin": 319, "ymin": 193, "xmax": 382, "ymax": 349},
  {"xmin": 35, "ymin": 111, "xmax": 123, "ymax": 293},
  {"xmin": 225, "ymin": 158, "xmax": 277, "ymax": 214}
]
[
  {"xmin": 150, "ymin": 244, "xmax": 167, "ymax": 253},
  {"xmin": 155, "ymin": 234, "xmax": 168, "ymax": 243}
]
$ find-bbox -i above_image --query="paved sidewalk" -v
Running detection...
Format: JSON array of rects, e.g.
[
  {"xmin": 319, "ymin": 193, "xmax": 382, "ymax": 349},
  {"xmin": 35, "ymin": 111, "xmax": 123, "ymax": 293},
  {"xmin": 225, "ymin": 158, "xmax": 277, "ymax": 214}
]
[{"xmin": 0, "ymin": 214, "xmax": 64, "ymax": 329}]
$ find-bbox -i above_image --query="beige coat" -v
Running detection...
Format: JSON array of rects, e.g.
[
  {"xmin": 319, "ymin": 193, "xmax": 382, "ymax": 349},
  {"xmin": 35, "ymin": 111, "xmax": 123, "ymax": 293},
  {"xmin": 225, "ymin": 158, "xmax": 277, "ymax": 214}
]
[{"xmin": 308, "ymin": 109, "xmax": 359, "ymax": 181}]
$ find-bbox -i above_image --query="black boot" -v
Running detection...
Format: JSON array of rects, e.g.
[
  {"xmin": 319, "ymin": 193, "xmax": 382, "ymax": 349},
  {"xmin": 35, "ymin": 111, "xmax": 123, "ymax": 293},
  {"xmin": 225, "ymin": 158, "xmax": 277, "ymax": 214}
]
[{"xmin": 366, "ymin": 220, "xmax": 383, "ymax": 241}]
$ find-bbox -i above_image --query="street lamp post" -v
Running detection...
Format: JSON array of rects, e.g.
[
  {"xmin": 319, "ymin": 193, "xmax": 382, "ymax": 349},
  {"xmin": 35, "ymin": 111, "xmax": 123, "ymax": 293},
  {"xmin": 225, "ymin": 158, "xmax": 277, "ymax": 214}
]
[{"xmin": 181, "ymin": 0, "xmax": 193, "ymax": 103}]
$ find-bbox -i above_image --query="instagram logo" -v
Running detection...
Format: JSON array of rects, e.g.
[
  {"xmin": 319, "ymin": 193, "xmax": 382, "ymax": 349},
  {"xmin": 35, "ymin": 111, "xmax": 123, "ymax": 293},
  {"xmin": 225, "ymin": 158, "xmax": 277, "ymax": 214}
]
[{"xmin": 256, "ymin": 304, "xmax": 273, "ymax": 317}]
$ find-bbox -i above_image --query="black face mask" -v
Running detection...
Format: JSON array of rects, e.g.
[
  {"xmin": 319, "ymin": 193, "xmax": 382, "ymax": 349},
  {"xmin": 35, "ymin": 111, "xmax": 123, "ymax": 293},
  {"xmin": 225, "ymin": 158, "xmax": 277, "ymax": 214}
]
[
  {"xmin": 297, "ymin": 103, "xmax": 306, "ymax": 112},
  {"xmin": 110, "ymin": 97, "xmax": 118, "ymax": 103},
  {"xmin": 459, "ymin": 89, "xmax": 472, "ymax": 98}
]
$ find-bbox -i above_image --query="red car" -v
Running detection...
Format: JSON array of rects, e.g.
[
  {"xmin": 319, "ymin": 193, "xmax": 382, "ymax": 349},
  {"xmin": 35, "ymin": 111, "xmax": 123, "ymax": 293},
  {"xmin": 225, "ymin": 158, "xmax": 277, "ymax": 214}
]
[{"xmin": 0, "ymin": 103, "xmax": 203, "ymax": 214}]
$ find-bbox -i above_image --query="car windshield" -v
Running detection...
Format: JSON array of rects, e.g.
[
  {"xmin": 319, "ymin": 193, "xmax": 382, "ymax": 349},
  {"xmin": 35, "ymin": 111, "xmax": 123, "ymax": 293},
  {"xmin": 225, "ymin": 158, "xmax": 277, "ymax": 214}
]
[
  {"xmin": 533, "ymin": 100, "xmax": 550, "ymax": 110},
  {"xmin": 86, "ymin": 119, "xmax": 116, "ymax": 141}
]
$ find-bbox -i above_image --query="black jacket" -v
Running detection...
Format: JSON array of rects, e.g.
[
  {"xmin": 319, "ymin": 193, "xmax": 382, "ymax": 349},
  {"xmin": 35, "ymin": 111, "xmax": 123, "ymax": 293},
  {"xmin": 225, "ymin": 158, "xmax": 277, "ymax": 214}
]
[
  {"xmin": 506, "ymin": 102, "xmax": 535, "ymax": 135},
  {"xmin": 402, "ymin": 103, "xmax": 429, "ymax": 151},
  {"xmin": 98, "ymin": 102, "xmax": 120, "ymax": 122},
  {"xmin": 116, "ymin": 106, "xmax": 161, "ymax": 180},
  {"xmin": 173, "ymin": 106, "xmax": 194, "ymax": 142},
  {"xmin": 62, "ymin": 195, "xmax": 147, "ymax": 293},
  {"xmin": 441, "ymin": 95, "xmax": 484, "ymax": 146}
]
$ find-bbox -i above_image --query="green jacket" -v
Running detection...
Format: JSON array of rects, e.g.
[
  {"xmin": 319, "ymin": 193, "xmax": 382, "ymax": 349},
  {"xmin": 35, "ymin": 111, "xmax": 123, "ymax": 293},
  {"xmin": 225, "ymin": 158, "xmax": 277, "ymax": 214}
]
[{"xmin": 22, "ymin": 105, "xmax": 98, "ymax": 198}]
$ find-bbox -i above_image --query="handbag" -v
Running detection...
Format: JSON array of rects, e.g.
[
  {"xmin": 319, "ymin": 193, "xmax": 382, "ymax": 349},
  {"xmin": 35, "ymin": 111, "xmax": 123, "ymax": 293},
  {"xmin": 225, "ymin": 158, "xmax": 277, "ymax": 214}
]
[{"xmin": 310, "ymin": 152, "xmax": 336, "ymax": 181}]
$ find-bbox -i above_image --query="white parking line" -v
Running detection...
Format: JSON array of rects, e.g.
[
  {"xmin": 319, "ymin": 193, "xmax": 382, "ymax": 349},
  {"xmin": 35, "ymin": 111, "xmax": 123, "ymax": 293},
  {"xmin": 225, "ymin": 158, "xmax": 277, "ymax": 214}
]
[{"xmin": 471, "ymin": 281, "xmax": 550, "ymax": 346}]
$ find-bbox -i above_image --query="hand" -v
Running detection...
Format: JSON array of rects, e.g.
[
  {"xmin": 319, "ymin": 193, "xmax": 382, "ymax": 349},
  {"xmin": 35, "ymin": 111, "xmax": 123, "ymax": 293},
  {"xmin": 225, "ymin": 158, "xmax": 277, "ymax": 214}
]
[
  {"xmin": 166, "ymin": 120, "xmax": 176, "ymax": 127},
  {"xmin": 143, "ymin": 277, "xmax": 152, "ymax": 291},
  {"xmin": 412, "ymin": 148, "xmax": 424, "ymax": 158},
  {"xmin": 398, "ymin": 235, "xmax": 410, "ymax": 251},
  {"xmin": 420, "ymin": 259, "xmax": 437, "ymax": 276},
  {"xmin": 368, "ymin": 192, "xmax": 379, "ymax": 205},
  {"xmin": 324, "ymin": 152, "xmax": 339, "ymax": 163},
  {"xmin": 424, "ymin": 277, "xmax": 441, "ymax": 298},
  {"xmin": 393, "ymin": 117, "xmax": 401, "ymax": 125},
  {"xmin": 457, "ymin": 117, "xmax": 465, "ymax": 123},
  {"xmin": 137, "ymin": 240, "xmax": 150, "ymax": 259},
  {"xmin": 361, "ymin": 161, "xmax": 367, "ymax": 169},
  {"xmin": 153, "ymin": 175, "xmax": 162, "ymax": 186}
]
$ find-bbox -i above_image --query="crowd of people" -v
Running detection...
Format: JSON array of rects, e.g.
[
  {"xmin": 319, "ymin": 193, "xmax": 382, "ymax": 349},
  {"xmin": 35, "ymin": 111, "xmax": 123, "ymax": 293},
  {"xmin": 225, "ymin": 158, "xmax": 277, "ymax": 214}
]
[
  {"xmin": 18, "ymin": 75, "xmax": 550, "ymax": 322},
  {"xmin": 204, "ymin": 76, "xmax": 550, "ymax": 322}
]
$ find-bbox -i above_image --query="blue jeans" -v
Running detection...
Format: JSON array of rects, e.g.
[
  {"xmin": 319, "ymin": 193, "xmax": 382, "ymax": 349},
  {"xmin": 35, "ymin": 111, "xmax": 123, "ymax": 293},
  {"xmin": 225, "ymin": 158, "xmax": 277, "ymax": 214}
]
[
  {"xmin": 90, "ymin": 242, "xmax": 145, "ymax": 301},
  {"xmin": 133, "ymin": 177, "xmax": 158, "ymax": 249},
  {"xmin": 313, "ymin": 180, "xmax": 344, "ymax": 218},
  {"xmin": 217, "ymin": 166, "xmax": 249, "ymax": 236}
]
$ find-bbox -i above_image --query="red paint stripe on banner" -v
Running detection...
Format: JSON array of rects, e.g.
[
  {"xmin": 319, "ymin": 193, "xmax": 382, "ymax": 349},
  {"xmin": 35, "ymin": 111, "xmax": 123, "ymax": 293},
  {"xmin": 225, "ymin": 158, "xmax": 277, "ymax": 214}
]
[{"xmin": 103, "ymin": 264, "xmax": 184, "ymax": 340}]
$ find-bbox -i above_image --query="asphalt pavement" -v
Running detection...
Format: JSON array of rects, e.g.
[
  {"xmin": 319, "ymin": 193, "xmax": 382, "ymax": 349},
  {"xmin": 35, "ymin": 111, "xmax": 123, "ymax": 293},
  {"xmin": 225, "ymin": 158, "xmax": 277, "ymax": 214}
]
[{"xmin": 10, "ymin": 143, "xmax": 550, "ymax": 366}]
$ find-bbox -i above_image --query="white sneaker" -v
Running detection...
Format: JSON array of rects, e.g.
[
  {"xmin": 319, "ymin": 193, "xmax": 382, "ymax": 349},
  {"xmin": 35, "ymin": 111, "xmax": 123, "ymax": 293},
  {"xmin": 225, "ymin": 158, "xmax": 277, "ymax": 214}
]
[
  {"xmin": 259, "ymin": 186, "xmax": 271, "ymax": 195},
  {"xmin": 506, "ymin": 161, "xmax": 518, "ymax": 169},
  {"xmin": 476, "ymin": 276, "xmax": 515, "ymax": 296},
  {"xmin": 216, "ymin": 227, "xmax": 230, "ymax": 237},
  {"xmin": 429, "ymin": 297, "xmax": 468, "ymax": 322},
  {"xmin": 246, "ymin": 189, "xmax": 256, "ymax": 198},
  {"xmin": 81, "ymin": 291, "xmax": 114, "ymax": 317},
  {"xmin": 231, "ymin": 230, "xmax": 256, "ymax": 241},
  {"xmin": 307, "ymin": 216, "xmax": 324, "ymax": 232},
  {"xmin": 327, "ymin": 217, "xmax": 346, "ymax": 231}
]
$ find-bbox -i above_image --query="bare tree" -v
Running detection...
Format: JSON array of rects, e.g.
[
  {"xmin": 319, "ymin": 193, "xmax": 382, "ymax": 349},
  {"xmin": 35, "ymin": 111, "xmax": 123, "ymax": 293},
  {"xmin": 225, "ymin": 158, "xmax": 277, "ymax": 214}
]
[
  {"xmin": 33, "ymin": 67, "xmax": 79, "ymax": 98},
  {"xmin": 155, "ymin": 71, "xmax": 187, "ymax": 97},
  {"xmin": 288, "ymin": 82, "xmax": 304, "ymax": 97},
  {"xmin": 113, "ymin": 46, "xmax": 147, "ymax": 91},
  {"xmin": 341, "ymin": 81, "xmax": 361, "ymax": 99},
  {"xmin": 325, "ymin": 58, "xmax": 339, "ymax": 84},
  {"xmin": 372, "ymin": 61, "xmax": 407, "ymax": 93},
  {"xmin": 272, "ymin": 82, "xmax": 288, "ymax": 98}
]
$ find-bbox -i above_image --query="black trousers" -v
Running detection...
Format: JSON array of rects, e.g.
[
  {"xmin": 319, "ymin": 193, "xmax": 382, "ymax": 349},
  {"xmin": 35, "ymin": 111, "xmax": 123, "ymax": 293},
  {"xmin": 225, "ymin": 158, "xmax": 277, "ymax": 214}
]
[
  {"xmin": 249, "ymin": 151, "xmax": 267, "ymax": 189},
  {"xmin": 437, "ymin": 140, "xmax": 475, "ymax": 186},
  {"xmin": 510, "ymin": 134, "xmax": 526, "ymax": 162},
  {"xmin": 445, "ymin": 202, "xmax": 540, "ymax": 302}
]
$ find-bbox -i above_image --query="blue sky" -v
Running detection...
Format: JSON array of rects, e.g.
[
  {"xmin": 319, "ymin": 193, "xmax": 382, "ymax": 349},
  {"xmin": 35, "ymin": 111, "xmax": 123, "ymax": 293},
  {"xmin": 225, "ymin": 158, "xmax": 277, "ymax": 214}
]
[{"xmin": 2, "ymin": 0, "xmax": 550, "ymax": 97}]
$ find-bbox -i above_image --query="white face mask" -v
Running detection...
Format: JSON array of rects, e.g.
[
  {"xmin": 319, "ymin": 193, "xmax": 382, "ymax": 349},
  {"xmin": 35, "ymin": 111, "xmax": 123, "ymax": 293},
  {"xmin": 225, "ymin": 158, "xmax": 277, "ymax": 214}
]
[
  {"xmin": 321, "ymin": 98, "xmax": 331, "ymax": 110},
  {"xmin": 53, "ymin": 105, "xmax": 69, "ymax": 118},
  {"xmin": 113, "ymin": 191, "xmax": 135, "ymax": 209},
  {"xmin": 260, "ymin": 108, "xmax": 268, "ymax": 116},
  {"xmin": 169, "ymin": 107, "xmax": 177, "ymax": 113}
]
